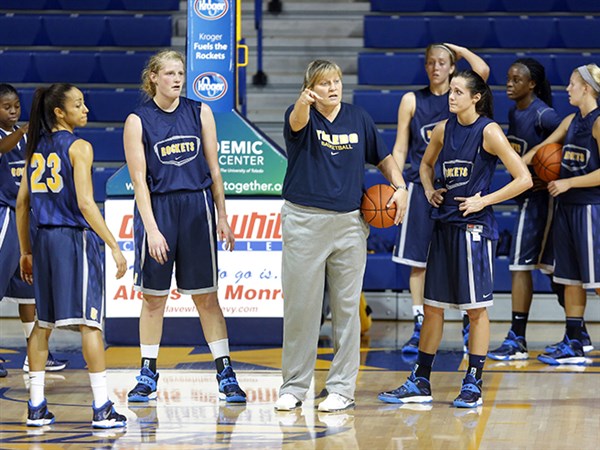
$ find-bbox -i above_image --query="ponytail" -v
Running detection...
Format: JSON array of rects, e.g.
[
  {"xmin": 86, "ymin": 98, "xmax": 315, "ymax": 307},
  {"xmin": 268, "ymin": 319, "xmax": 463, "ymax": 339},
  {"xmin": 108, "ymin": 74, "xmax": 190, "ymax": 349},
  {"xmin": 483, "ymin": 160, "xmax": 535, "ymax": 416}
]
[
  {"xmin": 453, "ymin": 69, "xmax": 494, "ymax": 119},
  {"xmin": 25, "ymin": 83, "xmax": 76, "ymax": 163}
]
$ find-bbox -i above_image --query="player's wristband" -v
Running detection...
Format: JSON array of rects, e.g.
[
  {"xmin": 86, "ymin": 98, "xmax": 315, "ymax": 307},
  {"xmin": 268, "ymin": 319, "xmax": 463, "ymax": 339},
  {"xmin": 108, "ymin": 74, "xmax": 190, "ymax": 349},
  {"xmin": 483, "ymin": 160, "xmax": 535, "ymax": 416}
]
[{"xmin": 391, "ymin": 183, "xmax": 408, "ymax": 191}]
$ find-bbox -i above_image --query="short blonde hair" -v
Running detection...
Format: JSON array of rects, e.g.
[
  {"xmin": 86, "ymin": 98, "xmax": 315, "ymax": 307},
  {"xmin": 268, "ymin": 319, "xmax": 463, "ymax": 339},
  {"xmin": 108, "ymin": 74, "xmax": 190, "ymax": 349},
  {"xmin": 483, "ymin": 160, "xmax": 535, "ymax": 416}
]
[
  {"xmin": 141, "ymin": 50, "xmax": 185, "ymax": 98},
  {"xmin": 301, "ymin": 60, "xmax": 342, "ymax": 91}
]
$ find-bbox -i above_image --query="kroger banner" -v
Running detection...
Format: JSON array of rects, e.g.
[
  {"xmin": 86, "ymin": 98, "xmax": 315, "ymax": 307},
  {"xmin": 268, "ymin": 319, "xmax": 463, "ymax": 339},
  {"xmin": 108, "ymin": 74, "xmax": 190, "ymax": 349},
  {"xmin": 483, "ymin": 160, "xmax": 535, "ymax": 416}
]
[
  {"xmin": 104, "ymin": 198, "xmax": 284, "ymax": 319},
  {"xmin": 187, "ymin": 0, "xmax": 235, "ymax": 112}
]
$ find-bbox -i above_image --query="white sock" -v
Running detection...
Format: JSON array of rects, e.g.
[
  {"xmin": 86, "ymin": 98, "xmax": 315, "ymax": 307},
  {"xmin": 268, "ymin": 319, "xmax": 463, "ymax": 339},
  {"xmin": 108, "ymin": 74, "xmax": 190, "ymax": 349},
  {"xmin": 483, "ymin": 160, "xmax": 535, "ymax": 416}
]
[
  {"xmin": 29, "ymin": 371, "xmax": 45, "ymax": 407},
  {"xmin": 208, "ymin": 339, "xmax": 230, "ymax": 360},
  {"xmin": 89, "ymin": 371, "xmax": 109, "ymax": 409},
  {"xmin": 140, "ymin": 344, "xmax": 160, "ymax": 359},
  {"xmin": 412, "ymin": 305, "xmax": 424, "ymax": 318},
  {"xmin": 22, "ymin": 321, "xmax": 35, "ymax": 339}
]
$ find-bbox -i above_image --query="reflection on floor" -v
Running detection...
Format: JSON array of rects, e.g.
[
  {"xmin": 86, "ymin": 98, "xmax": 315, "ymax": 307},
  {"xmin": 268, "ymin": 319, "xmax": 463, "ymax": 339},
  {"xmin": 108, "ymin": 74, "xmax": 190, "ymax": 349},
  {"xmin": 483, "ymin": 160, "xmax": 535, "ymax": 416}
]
[{"xmin": 0, "ymin": 319, "xmax": 598, "ymax": 449}]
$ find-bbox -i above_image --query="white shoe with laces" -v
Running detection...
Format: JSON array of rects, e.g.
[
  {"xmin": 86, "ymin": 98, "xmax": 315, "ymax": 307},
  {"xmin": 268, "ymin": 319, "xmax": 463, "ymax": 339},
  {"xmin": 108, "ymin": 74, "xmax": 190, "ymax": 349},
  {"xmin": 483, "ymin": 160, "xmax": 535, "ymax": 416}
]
[
  {"xmin": 275, "ymin": 393, "xmax": 302, "ymax": 411},
  {"xmin": 317, "ymin": 393, "xmax": 355, "ymax": 412}
]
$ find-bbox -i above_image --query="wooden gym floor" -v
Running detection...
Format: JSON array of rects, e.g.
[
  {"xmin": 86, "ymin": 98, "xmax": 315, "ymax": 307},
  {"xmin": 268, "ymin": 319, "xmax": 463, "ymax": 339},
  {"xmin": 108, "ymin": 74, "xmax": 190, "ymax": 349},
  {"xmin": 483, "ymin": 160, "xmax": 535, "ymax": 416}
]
[{"xmin": 0, "ymin": 319, "xmax": 598, "ymax": 449}]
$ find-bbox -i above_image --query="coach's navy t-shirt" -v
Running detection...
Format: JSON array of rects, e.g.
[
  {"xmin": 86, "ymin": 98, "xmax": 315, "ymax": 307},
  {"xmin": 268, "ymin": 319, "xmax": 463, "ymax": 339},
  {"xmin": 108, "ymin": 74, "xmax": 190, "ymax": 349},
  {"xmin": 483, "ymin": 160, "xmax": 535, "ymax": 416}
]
[{"xmin": 282, "ymin": 102, "xmax": 390, "ymax": 212}]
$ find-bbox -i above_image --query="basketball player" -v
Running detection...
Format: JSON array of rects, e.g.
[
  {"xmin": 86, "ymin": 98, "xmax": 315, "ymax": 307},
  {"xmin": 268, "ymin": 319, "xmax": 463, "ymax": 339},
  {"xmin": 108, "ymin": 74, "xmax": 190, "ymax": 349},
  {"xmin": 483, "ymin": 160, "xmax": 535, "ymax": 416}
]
[
  {"xmin": 488, "ymin": 59, "xmax": 571, "ymax": 361},
  {"xmin": 379, "ymin": 70, "xmax": 532, "ymax": 407},
  {"xmin": 0, "ymin": 84, "xmax": 68, "ymax": 377},
  {"xmin": 275, "ymin": 60, "xmax": 407, "ymax": 413},
  {"xmin": 16, "ymin": 83, "xmax": 127, "ymax": 428},
  {"xmin": 124, "ymin": 50, "xmax": 246, "ymax": 403},
  {"xmin": 523, "ymin": 64, "xmax": 600, "ymax": 365},
  {"xmin": 391, "ymin": 44, "xmax": 489, "ymax": 354}
]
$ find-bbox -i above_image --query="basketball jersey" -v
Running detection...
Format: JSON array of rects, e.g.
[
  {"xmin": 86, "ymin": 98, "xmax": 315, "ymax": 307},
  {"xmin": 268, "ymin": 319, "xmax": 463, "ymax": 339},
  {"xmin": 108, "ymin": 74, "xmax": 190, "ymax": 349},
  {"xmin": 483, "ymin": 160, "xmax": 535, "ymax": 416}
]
[
  {"xmin": 134, "ymin": 97, "xmax": 212, "ymax": 194},
  {"xmin": 0, "ymin": 126, "xmax": 27, "ymax": 209},
  {"xmin": 28, "ymin": 130, "xmax": 89, "ymax": 228},
  {"xmin": 282, "ymin": 102, "xmax": 390, "ymax": 212},
  {"xmin": 559, "ymin": 107, "xmax": 600, "ymax": 204},
  {"xmin": 404, "ymin": 87, "xmax": 449, "ymax": 183},
  {"xmin": 507, "ymin": 97, "xmax": 562, "ymax": 201},
  {"xmin": 433, "ymin": 114, "xmax": 499, "ymax": 239}
]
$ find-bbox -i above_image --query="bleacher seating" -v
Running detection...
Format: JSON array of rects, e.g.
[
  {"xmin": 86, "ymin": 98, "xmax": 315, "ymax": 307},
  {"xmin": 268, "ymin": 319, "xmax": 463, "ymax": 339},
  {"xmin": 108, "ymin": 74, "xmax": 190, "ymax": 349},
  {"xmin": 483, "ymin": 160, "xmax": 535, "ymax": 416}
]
[
  {"xmin": 2, "ymin": 0, "xmax": 179, "ymax": 10},
  {"xmin": 0, "ymin": 14, "xmax": 172, "ymax": 48},
  {"xmin": 0, "ymin": 51, "xmax": 152, "ymax": 84},
  {"xmin": 371, "ymin": 0, "xmax": 600, "ymax": 13}
]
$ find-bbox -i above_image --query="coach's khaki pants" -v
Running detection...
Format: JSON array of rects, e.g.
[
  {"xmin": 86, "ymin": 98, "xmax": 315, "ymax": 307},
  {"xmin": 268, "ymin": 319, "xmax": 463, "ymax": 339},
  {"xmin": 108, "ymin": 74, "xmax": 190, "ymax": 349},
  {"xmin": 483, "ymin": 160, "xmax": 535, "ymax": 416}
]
[{"xmin": 279, "ymin": 201, "xmax": 368, "ymax": 401}]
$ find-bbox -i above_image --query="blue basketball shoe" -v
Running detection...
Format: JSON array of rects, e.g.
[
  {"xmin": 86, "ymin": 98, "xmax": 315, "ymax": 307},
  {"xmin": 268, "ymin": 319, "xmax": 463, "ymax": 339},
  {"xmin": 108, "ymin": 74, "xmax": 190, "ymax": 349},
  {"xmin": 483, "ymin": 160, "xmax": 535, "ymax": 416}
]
[
  {"xmin": 487, "ymin": 330, "xmax": 528, "ymax": 361},
  {"xmin": 217, "ymin": 366, "xmax": 247, "ymax": 403},
  {"xmin": 128, "ymin": 367, "xmax": 159, "ymax": 402},
  {"xmin": 27, "ymin": 399, "xmax": 55, "ymax": 427},
  {"xmin": 92, "ymin": 400, "xmax": 127, "ymax": 429},
  {"xmin": 538, "ymin": 337, "xmax": 586, "ymax": 365},
  {"xmin": 378, "ymin": 373, "xmax": 433, "ymax": 404},
  {"xmin": 453, "ymin": 374, "xmax": 483, "ymax": 408},
  {"xmin": 545, "ymin": 332, "xmax": 593, "ymax": 354}
]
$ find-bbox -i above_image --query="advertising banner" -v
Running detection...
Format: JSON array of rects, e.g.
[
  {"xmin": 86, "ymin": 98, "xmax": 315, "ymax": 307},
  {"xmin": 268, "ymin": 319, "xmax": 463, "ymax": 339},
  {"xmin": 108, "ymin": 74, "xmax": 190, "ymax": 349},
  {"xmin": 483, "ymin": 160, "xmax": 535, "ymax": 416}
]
[{"xmin": 105, "ymin": 198, "xmax": 284, "ymax": 319}]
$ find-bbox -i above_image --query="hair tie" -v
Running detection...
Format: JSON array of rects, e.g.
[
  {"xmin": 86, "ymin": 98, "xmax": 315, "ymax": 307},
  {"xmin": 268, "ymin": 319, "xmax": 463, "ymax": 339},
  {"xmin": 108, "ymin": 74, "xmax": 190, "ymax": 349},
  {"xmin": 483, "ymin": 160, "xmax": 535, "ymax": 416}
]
[{"xmin": 577, "ymin": 65, "xmax": 600, "ymax": 93}]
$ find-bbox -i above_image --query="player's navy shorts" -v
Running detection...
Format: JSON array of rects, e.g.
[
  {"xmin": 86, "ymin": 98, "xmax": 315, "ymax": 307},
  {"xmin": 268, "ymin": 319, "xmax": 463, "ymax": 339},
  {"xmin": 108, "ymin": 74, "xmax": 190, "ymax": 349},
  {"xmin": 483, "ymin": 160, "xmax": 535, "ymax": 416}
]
[
  {"xmin": 34, "ymin": 226, "xmax": 104, "ymax": 330},
  {"xmin": 0, "ymin": 205, "xmax": 34, "ymax": 303},
  {"xmin": 509, "ymin": 193, "xmax": 555, "ymax": 273},
  {"xmin": 424, "ymin": 222, "xmax": 496, "ymax": 310},
  {"xmin": 553, "ymin": 202, "xmax": 600, "ymax": 289},
  {"xmin": 392, "ymin": 182, "xmax": 434, "ymax": 268},
  {"xmin": 134, "ymin": 189, "xmax": 218, "ymax": 296}
]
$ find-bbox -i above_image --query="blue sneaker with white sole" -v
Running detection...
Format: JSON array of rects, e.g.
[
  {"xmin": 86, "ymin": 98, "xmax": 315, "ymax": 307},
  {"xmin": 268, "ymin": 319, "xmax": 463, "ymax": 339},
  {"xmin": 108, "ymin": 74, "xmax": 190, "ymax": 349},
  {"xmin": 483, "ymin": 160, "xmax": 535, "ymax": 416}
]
[
  {"xmin": 217, "ymin": 366, "xmax": 246, "ymax": 403},
  {"xmin": 453, "ymin": 374, "xmax": 483, "ymax": 408},
  {"xmin": 487, "ymin": 330, "xmax": 528, "ymax": 361},
  {"xmin": 538, "ymin": 337, "xmax": 586, "ymax": 365},
  {"xmin": 378, "ymin": 373, "xmax": 432, "ymax": 404},
  {"xmin": 128, "ymin": 367, "xmax": 159, "ymax": 402}
]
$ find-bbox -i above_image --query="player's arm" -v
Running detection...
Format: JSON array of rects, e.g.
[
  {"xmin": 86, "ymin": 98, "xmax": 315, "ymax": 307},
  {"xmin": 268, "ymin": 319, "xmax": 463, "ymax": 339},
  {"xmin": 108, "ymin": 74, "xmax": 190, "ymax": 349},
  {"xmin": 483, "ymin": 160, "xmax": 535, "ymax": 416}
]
[
  {"xmin": 201, "ymin": 103, "xmax": 234, "ymax": 251},
  {"xmin": 457, "ymin": 123, "xmax": 532, "ymax": 215},
  {"xmin": 123, "ymin": 113, "xmax": 169, "ymax": 264},
  {"xmin": 420, "ymin": 120, "xmax": 447, "ymax": 207},
  {"xmin": 70, "ymin": 139, "xmax": 126, "ymax": 279},
  {"xmin": 289, "ymin": 89, "xmax": 322, "ymax": 132},
  {"xmin": 0, "ymin": 124, "xmax": 28, "ymax": 154},
  {"xmin": 547, "ymin": 117, "xmax": 600, "ymax": 196},
  {"xmin": 15, "ymin": 165, "xmax": 32, "ymax": 284},
  {"xmin": 392, "ymin": 92, "xmax": 415, "ymax": 173},
  {"xmin": 377, "ymin": 154, "xmax": 408, "ymax": 225},
  {"xmin": 522, "ymin": 114, "xmax": 573, "ymax": 165},
  {"xmin": 444, "ymin": 43, "xmax": 490, "ymax": 82}
]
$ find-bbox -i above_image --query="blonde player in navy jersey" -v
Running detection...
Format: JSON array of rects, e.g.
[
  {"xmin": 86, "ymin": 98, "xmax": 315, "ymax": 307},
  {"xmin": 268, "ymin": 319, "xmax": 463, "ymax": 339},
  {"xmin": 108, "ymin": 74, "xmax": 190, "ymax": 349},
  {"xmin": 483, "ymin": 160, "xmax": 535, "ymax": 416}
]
[
  {"xmin": 0, "ymin": 84, "xmax": 68, "ymax": 378},
  {"xmin": 379, "ymin": 70, "xmax": 532, "ymax": 408},
  {"xmin": 391, "ymin": 44, "xmax": 489, "ymax": 354},
  {"xmin": 124, "ymin": 50, "xmax": 245, "ymax": 403},
  {"xmin": 488, "ymin": 58, "xmax": 569, "ymax": 362},
  {"xmin": 523, "ymin": 63, "xmax": 600, "ymax": 365},
  {"xmin": 16, "ymin": 83, "xmax": 127, "ymax": 428},
  {"xmin": 275, "ymin": 60, "xmax": 407, "ymax": 413}
]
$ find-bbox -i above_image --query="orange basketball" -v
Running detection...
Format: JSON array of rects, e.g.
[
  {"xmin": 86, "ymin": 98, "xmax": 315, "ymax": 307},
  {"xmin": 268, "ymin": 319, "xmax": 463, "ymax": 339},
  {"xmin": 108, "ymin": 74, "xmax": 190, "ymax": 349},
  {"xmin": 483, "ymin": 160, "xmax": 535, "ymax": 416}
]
[
  {"xmin": 533, "ymin": 143, "xmax": 563, "ymax": 182},
  {"xmin": 361, "ymin": 184, "xmax": 397, "ymax": 228}
]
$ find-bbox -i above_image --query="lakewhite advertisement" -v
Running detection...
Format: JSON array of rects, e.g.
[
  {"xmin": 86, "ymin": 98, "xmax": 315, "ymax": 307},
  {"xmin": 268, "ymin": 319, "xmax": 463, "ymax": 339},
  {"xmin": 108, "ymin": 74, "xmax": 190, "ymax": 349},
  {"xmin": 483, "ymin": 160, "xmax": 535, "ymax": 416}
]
[{"xmin": 104, "ymin": 198, "xmax": 284, "ymax": 318}]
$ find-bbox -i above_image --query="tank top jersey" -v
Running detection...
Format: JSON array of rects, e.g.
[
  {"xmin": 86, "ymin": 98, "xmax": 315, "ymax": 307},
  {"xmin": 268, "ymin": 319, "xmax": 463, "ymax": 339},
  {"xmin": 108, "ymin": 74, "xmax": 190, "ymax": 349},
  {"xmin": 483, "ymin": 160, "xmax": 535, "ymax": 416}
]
[
  {"xmin": 404, "ymin": 87, "xmax": 449, "ymax": 184},
  {"xmin": 507, "ymin": 97, "xmax": 562, "ymax": 201},
  {"xmin": 433, "ymin": 114, "xmax": 499, "ymax": 239},
  {"xmin": 0, "ymin": 126, "xmax": 27, "ymax": 208},
  {"xmin": 134, "ymin": 97, "xmax": 212, "ymax": 194},
  {"xmin": 282, "ymin": 102, "xmax": 390, "ymax": 212},
  {"xmin": 28, "ymin": 131, "xmax": 89, "ymax": 228},
  {"xmin": 559, "ymin": 107, "xmax": 600, "ymax": 204}
]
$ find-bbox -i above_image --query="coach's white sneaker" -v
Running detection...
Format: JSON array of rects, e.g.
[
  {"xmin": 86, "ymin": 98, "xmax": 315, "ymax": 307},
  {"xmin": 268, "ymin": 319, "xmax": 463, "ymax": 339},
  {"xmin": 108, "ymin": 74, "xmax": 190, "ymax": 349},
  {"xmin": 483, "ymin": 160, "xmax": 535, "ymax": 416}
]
[
  {"xmin": 275, "ymin": 393, "xmax": 302, "ymax": 411},
  {"xmin": 317, "ymin": 393, "xmax": 355, "ymax": 412}
]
